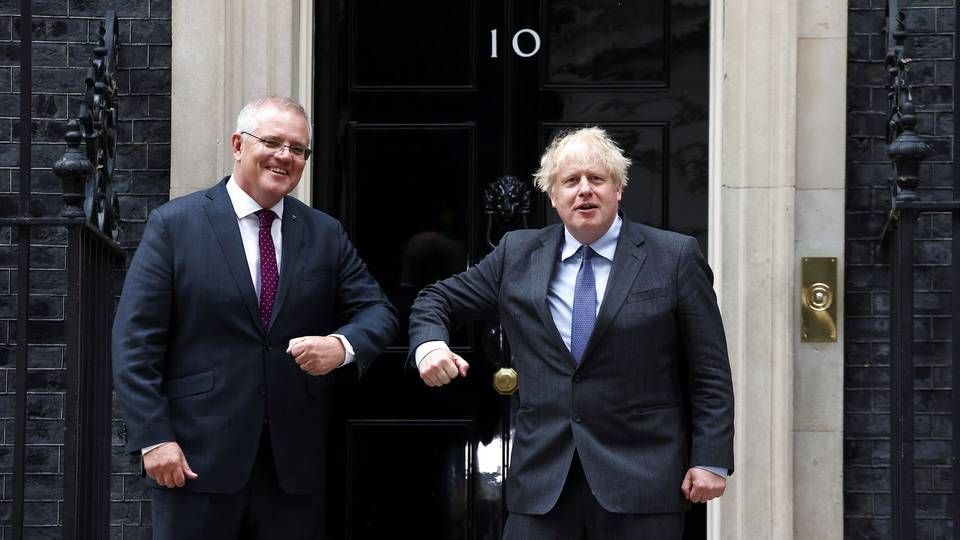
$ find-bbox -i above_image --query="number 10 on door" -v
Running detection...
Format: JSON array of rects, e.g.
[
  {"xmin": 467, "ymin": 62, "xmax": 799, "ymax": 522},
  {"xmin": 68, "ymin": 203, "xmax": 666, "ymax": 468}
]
[{"xmin": 490, "ymin": 29, "xmax": 541, "ymax": 58}]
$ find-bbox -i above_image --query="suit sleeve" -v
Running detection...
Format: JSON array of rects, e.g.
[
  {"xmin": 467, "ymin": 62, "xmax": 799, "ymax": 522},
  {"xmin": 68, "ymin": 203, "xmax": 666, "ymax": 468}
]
[
  {"xmin": 677, "ymin": 236, "xmax": 735, "ymax": 474},
  {"xmin": 406, "ymin": 232, "xmax": 510, "ymax": 368},
  {"xmin": 330, "ymin": 221, "xmax": 399, "ymax": 377},
  {"xmin": 111, "ymin": 209, "xmax": 177, "ymax": 454}
]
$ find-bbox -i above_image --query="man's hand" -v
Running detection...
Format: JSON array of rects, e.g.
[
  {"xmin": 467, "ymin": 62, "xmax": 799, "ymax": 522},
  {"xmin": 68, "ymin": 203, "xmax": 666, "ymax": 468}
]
[
  {"xmin": 287, "ymin": 335, "xmax": 345, "ymax": 376},
  {"xmin": 418, "ymin": 348, "xmax": 469, "ymax": 387},
  {"xmin": 144, "ymin": 442, "xmax": 198, "ymax": 488},
  {"xmin": 681, "ymin": 467, "xmax": 726, "ymax": 503}
]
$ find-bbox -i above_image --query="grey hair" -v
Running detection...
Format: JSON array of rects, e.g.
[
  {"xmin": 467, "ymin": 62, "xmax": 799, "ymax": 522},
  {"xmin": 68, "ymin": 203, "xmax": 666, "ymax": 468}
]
[
  {"xmin": 533, "ymin": 127, "xmax": 631, "ymax": 194},
  {"xmin": 235, "ymin": 96, "xmax": 311, "ymax": 144}
]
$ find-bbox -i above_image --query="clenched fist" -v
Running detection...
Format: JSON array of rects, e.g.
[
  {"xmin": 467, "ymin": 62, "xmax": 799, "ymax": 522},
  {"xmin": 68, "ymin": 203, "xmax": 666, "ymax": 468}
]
[
  {"xmin": 287, "ymin": 335, "xmax": 345, "ymax": 376},
  {"xmin": 418, "ymin": 348, "xmax": 469, "ymax": 387},
  {"xmin": 681, "ymin": 467, "xmax": 726, "ymax": 503}
]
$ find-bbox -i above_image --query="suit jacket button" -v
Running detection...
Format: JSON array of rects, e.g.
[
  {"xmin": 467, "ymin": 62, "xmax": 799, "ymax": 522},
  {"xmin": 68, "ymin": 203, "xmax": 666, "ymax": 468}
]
[
  {"xmin": 573, "ymin": 414, "xmax": 582, "ymax": 423},
  {"xmin": 266, "ymin": 345, "xmax": 273, "ymax": 352},
  {"xmin": 258, "ymin": 384, "xmax": 267, "ymax": 396},
  {"xmin": 573, "ymin": 375, "xmax": 583, "ymax": 383}
]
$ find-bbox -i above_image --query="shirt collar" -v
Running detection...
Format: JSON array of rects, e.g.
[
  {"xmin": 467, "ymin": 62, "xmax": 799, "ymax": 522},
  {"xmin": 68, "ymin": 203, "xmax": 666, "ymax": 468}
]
[
  {"xmin": 561, "ymin": 215, "xmax": 621, "ymax": 262},
  {"xmin": 226, "ymin": 176, "xmax": 284, "ymax": 221}
]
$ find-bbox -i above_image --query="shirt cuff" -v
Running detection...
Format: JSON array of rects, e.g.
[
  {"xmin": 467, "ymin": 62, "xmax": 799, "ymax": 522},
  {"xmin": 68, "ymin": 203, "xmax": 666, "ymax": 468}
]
[
  {"xmin": 141, "ymin": 442, "xmax": 167, "ymax": 455},
  {"xmin": 331, "ymin": 334, "xmax": 355, "ymax": 367},
  {"xmin": 415, "ymin": 341, "xmax": 450, "ymax": 367},
  {"xmin": 695, "ymin": 465, "xmax": 728, "ymax": 479}
]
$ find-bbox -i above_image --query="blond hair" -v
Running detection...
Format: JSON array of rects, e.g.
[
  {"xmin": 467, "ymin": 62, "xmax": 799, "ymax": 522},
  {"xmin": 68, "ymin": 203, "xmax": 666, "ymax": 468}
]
[{"xmin": 533, "ymin": 127, "xmax": 631, "ymax": 193}]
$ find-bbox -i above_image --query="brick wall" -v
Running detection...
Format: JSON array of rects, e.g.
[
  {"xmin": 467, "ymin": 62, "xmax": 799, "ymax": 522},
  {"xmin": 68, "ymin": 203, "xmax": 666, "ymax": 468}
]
[
  {"xmin": 846, "ymin": 1, "xmax": 955, "ymax": 538},
  {"xmin": 0, "ymin": 0, "xmax": 170, "ymax": 537}
]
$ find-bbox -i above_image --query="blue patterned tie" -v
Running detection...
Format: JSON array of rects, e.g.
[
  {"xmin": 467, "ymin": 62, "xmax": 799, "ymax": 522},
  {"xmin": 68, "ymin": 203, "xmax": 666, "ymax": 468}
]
[{"xmin": 571, "ymin": 245, "xmax": 596, "ymax": 364}]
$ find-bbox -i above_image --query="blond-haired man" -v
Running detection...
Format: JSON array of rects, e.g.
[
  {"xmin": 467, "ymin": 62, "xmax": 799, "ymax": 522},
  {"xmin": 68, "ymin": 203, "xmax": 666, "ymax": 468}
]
[{"xmin": 410, "ymin": 127, "xmax": 733, "ymax": 539}]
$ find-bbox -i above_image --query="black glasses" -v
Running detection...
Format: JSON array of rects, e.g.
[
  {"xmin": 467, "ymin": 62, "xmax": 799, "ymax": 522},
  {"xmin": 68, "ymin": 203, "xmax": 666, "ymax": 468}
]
[{"xmin": 241, "ymin": 131, "xmax": 312, "ymax": 161}]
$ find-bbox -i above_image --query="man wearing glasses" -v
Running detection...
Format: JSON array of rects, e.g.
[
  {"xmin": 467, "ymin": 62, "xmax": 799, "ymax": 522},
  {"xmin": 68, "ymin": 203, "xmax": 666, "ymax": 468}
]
[{"xmin": 112, "ymin": 96, "xmax": 397, "ymax": 539}]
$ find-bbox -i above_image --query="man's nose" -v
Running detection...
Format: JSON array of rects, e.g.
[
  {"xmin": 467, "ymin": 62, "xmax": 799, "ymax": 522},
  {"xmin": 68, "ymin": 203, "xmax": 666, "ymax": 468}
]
[
  {"xmin": 577, "ymin": 176, "xmax": 592, "ymax": 194},
  {"xmin": 274, "ymin": 145, "xmax": 294, "ymax": 159}
]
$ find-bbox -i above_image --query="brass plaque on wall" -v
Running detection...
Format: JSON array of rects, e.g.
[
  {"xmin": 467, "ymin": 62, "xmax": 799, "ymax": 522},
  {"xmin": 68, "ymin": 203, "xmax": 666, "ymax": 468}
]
[{"xmin": 801, "ymin": 257, "xmax": 838, "ymax": 342}]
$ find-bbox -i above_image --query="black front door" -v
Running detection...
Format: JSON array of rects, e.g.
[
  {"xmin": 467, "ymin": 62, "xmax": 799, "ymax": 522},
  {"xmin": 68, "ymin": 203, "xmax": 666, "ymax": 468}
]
[{"xmin": 313, "ymin": 1, "xmax": 710, "ymax": 538}]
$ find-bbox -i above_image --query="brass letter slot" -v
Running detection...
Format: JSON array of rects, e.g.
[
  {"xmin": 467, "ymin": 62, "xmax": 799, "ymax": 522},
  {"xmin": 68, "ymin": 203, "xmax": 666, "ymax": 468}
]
[{"xmin": 801, "ymin": 257, "xmax": 837, "ymax": 342}]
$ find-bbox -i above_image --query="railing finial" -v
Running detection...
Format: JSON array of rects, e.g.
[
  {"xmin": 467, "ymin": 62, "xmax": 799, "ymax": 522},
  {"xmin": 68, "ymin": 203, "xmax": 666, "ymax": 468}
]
[
  {"xmin": 888, "ymin": 100, "xmax": 930, "ymax": 202},
  {"xmin": 885, "ymin": 4, "xmax": 930, "ymax": 205},
  {"xmin": 53, "ymin": 10, "xmax": 120, "ymax": 240},
  {"xmin": 53, "ymin": 120, "xmax": 93, "ymax": 218}
]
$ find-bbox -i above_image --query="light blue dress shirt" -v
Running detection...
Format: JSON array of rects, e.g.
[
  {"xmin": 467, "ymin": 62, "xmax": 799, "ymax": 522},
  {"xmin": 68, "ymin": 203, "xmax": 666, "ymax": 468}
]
[{"xmin": 548, "ymin": 217, "xmax": 621, "ymax": 353}]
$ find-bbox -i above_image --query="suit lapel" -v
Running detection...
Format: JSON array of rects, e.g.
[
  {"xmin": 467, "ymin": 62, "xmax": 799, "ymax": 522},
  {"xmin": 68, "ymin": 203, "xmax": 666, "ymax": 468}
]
[
  {"xmin": 203, "ymin": 179, "xmax": 263, "ymax": 334},
  {"xmin": 580, "ymin": 219, "xmax": 647, "ymax": 363},
  {"xmin": 530, "ymin": 226, "xmax": 568, "ymax": 355},
  {"xmin": 267, "ymin": 201, "xmax": 302, "ymax": 332}
]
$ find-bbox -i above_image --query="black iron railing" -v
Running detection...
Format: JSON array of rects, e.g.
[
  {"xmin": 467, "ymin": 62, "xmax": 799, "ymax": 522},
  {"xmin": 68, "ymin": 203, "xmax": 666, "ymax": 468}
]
[
  {"xmin": 880, "ymin": 2, "xmax": 960, "ymax": 537},
  {"xmin": 1, "ymin": 6, "xmax": 122, "ymax": 539}
]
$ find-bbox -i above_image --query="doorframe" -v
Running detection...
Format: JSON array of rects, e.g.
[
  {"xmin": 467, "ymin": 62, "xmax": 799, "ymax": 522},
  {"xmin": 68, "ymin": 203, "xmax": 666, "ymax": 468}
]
[
  {"xmin": 168, "ymin": 1, "xmax": 848, "ymax": 539},
  {"xmin": 708, "ymin": 0, "xmax": 846, "ymax": 539}
]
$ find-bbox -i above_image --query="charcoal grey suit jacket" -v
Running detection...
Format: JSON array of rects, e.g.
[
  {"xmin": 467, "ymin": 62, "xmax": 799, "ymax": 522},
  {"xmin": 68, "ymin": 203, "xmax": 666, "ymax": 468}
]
[{"xmin": 408, "ymin": 217, "xmax": 734, "ymax": 514}]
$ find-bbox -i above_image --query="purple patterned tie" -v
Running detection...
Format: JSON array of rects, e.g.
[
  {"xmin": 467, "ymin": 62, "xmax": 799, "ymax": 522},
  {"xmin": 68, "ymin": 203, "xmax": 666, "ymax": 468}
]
[{"xmin": 256, "ymin": 209, "xmax": 278, "ymax": 329}]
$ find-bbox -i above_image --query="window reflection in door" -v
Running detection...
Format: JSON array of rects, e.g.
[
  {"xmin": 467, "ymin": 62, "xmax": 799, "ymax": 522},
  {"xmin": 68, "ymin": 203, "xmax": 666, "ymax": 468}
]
[{"xmin": 387, "ymin": 231, "xmax": 466, "ymax": 347}]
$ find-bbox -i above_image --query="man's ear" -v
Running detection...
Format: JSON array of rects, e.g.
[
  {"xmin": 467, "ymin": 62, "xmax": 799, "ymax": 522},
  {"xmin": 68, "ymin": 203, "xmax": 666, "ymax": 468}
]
[{"xmin": 231, "ymin": 133, "xmax": 243, "ymax": 161}]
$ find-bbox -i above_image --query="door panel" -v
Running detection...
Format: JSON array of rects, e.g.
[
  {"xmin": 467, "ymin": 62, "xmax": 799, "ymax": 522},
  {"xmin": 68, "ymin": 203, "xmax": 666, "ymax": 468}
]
[
  {"xmin": 346, "ymin": 420, "xmax": 473, "ymax": 538},
  {"xmin": 315, "ymin": 1, "xmax": 710, "ymax": 538},
  {"xmin": 519, "ymin": 0, "xmax": 710, "ymax": 248},
  {"xmin": 543, "ymin": 0, "xmax": 669, "ymax": 87},
  {"xmin": 346, "ymin": 123, "xmax": 477, "ymax": 349},
  {"xmin": 350, "ymin": 0, "xmax": 477, "ymax": 89}
]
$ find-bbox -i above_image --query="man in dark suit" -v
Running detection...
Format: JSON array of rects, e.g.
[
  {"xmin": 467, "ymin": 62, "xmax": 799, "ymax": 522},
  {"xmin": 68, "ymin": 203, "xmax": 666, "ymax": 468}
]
[
  {"xmin": 112, "ymin": 96, "xmax": 397, "ymax": 539},
  {"xmin": 409, "ymin": 127, "xmax": 734, "ymax": 539}
]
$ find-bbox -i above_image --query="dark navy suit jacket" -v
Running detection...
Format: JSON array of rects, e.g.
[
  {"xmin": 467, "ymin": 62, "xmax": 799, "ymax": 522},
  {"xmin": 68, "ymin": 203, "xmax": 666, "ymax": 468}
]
[
  {"xmin": 112, "ymin": 178, "xmax": 397, "ymax": 494},
  {"xmin": 409, "ymin": 218, "xmax": 734, "ymax": 514}
]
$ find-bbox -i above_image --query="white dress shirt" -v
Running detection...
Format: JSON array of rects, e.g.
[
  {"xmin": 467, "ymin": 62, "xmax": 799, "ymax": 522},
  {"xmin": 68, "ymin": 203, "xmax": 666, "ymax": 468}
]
[
  {"xmin": 224, "ymin": 177, "xmax": 354, "ymax": 366},
  {"xmin": 226, "ymin": 176, "xmax": 284, "ymax": 298}
]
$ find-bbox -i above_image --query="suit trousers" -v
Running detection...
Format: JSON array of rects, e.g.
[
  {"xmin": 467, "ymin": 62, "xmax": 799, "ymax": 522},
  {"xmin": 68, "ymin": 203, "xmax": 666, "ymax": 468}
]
[
  {"xmin": 150, "ymin": 425, "xmax": 325, "ymax": 540},
  {"xmin": 502, "ymin": 452, "xmax": 685, "ymax": 540}
]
